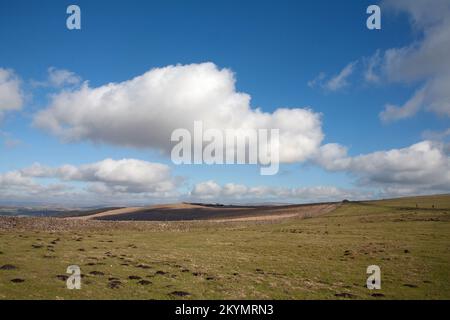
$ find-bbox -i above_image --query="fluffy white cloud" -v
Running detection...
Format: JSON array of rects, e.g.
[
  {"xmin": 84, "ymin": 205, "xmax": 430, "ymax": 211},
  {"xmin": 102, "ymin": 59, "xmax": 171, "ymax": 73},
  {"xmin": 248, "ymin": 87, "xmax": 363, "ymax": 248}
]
[
  {"xmin": 308, "ymin": 61, "xmax": 357, "ymax": 91},
  {"xmin": 0, "ymin": 169, "xmax": 72, "ymax": 203},
  {"xmin": 191, "ymin": 180, "xmax": 222, "ymax": 198},
  {"xmin": 0, "ymin": 159, "xmax": 180, "ymax": 205},
  {"xmin": 375, "ymin": 0, "xmax": 450, "ymax": 121},
  {"xmin": 190, "ymin": 181, "xmax": 370, "ymax": 203},
  {"xmin": 314, "ymin": 143, "xmax": 350, "ymax": 171},
  {"xmin": 0, "ymin": 171, "xmax": 35, "ymax": 188},
  {"xmin": 316, "ymin": 140, "xmax": 450, "ymax": 194},
  {"xmin": 0, "ymin": 68, "xmax": 23, "ymax": 118},
  {"xmin": 34, "ymin": 62, "xmax": 323, "ymax": 163},
  {"xmin": 19, "ymin": 158, "xmax": 177, "ymax": 194}
]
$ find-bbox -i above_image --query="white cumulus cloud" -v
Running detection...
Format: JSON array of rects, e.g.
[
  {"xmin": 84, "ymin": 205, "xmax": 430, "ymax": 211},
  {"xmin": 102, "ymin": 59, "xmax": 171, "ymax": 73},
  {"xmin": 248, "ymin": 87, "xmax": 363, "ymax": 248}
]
[
  {"xmin": 316, "ymin": 140, "xmax": 450, "ymax": 195},
  {"xmin": 0, "ymin": 159, "xmax": 180, "ymax": 205},
  {"xmin": 34, "ymin": 62, "xmax": 323, "ymax": 163},
  {"xmin": 19, "ymin": 158, "xmax": 178, "ymax": 194}
]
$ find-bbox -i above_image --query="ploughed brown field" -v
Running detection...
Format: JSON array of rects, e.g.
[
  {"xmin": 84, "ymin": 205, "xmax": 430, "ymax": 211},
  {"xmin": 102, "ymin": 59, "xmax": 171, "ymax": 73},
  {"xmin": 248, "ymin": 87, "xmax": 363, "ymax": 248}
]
[{"xmin": 67, "ymin": 202, "xmax": 338, "ymax": 222}]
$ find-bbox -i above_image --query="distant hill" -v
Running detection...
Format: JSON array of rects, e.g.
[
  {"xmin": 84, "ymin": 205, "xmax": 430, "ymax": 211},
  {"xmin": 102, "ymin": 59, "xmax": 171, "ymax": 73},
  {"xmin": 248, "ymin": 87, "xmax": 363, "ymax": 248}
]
[{"xmin": 65, "ymin": 202, "xmax": 339, "ymax": 222}]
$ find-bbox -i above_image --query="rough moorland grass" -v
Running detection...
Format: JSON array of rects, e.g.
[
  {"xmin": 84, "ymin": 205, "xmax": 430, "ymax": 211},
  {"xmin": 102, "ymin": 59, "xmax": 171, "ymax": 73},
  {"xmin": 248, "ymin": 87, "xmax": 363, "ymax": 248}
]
[{"xmin": 0, "ymin": 195, "xmax": 449, "ymax": 299}]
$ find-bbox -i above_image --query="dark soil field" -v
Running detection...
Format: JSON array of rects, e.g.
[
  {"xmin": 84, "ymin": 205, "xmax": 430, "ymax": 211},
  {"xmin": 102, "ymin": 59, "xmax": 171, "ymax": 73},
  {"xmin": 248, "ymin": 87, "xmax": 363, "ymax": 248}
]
[{"xmin": 76, "ymin": 202, "xmax": 337, "ymax": 221}]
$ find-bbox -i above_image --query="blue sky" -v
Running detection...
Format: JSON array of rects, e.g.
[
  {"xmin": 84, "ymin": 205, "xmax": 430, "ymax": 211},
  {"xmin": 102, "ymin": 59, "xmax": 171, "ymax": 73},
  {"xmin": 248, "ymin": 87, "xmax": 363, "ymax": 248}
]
[{"xmin": 0, "ymin": 0, "xmax": 449, "ymax": 206}]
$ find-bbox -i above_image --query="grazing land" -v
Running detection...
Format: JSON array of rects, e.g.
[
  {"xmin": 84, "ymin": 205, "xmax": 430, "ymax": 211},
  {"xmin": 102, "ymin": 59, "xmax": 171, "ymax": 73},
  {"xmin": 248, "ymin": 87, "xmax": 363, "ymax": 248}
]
[{"xmin": 0, "ymin": 195, "xmax": 449, "ymax": 299}]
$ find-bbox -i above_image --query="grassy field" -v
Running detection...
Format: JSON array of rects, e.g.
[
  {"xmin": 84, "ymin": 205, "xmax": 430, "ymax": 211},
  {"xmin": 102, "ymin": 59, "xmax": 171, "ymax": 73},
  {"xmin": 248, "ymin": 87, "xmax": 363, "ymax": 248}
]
[{"xmin": 0, "ymin": 195, "xmax": 449, "ymax": 299}]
